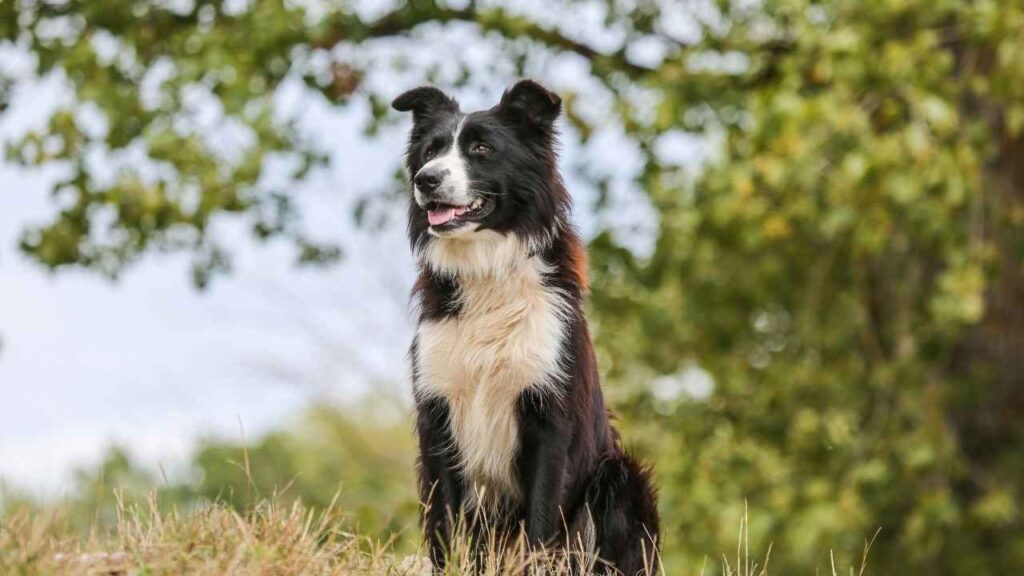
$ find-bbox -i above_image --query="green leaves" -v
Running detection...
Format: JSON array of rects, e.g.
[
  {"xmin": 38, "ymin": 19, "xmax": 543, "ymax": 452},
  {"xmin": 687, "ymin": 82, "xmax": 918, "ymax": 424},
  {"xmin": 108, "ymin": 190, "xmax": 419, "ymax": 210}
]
[
  {"xmin": 585, "ymin": 1, "xmax": 1024, "ymax": 573},
  {"xmin": 4, "ymin": 0, "xmax": 1024, "ymax": 573},
  {"xmin": 6, "ymin": 0, "xmax": 339, "ymax": 285}
]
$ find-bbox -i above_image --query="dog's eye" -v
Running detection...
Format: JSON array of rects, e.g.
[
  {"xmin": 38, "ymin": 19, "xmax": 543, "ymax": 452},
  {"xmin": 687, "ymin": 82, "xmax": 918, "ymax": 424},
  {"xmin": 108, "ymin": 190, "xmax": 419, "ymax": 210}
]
[
  {"xmin": 424, "ymin": 148, "xmax": 437, "ymax": 160},
  {"xmin": 471, "ymin": 143, "xmax": 492, "ymax": 155}
]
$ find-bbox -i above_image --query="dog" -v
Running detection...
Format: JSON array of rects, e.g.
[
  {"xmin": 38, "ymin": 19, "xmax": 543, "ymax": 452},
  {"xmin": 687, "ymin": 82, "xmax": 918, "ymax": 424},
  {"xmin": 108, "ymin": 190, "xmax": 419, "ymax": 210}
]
[{"xmin": 394, "ymin": 80, "xmax": 660, "ymax": 575}]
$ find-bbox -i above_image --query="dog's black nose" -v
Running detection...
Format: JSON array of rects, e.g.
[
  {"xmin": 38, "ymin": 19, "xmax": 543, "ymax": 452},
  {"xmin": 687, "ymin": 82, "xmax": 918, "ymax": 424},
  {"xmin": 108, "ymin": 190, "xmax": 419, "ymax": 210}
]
[{"xmin": 414, "ymin": 168, "xmax": 444, "ymax": 193}]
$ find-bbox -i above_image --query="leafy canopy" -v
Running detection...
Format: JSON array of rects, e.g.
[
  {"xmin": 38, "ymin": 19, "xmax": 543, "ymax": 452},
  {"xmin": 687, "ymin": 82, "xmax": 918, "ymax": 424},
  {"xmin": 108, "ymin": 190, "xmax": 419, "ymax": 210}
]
[{"xmin": 4, "ymin": 1, "xmax": 1024, "ymax": 574}]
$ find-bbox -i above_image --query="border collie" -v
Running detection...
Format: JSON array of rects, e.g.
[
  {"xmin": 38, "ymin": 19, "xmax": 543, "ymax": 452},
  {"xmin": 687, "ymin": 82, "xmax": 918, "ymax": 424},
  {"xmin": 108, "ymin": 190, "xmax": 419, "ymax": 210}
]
[{"xmin": 394, "ymin": 80, "xmax": 660, "ymax": 575}]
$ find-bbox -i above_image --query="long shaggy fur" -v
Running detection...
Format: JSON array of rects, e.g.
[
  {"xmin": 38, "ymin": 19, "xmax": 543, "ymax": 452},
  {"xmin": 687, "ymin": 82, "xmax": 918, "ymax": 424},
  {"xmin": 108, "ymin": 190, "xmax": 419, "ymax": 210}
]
[{"xmin": 394, "ymin": 80, "xmax": 660, "ymax": 575}]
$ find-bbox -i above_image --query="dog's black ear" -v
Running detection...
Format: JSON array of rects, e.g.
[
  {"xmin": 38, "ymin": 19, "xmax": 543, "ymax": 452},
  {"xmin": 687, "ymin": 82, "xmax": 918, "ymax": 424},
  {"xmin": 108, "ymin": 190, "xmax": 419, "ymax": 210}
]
[
  {"xmin": 392, "ymin": 87, "xmax": 459, "ymax": 123},
  {"xmin": 496, "ymin": 80, "xmax": 561, "ymax": 130}
]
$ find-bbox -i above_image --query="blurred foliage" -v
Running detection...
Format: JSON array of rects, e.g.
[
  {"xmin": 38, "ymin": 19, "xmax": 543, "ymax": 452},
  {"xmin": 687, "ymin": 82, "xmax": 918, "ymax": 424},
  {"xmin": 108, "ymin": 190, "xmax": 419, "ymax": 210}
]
[
  {"xmin": 0, "ymin": 404, "xmax": 421, "ymax": 551},
  {"xmin": 584, "ymin": 1, "xmax": 1024, "ymax": 574},
  {"xmin": 4, "ymin": 0, "xmax": 1024, "ymax": 574},
  {"xmin": 190, "ymin": 404, "xmax": 419, "ymax": 544}
]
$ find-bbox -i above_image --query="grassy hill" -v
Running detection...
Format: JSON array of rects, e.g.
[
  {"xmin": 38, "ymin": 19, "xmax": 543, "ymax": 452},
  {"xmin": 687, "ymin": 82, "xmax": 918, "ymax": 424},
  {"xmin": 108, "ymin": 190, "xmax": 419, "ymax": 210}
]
[{"xmin": 2, "ymin": 493, "xmax": 875, "ymax": 576}]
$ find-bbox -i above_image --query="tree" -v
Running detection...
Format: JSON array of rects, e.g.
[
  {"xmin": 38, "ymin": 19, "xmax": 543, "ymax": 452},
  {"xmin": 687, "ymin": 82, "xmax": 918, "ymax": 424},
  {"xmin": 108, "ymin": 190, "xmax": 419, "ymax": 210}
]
[
  {"xmin": 3, "ymin": 1, "xmax": 1023, "ymax": 573},
  {"xmin": 586, "ymin": 1, "xmax": 1024, "ymax": 573},
  {"xmin": 0, "ymin": 0, "xmax": 663, "ymax": 285}
]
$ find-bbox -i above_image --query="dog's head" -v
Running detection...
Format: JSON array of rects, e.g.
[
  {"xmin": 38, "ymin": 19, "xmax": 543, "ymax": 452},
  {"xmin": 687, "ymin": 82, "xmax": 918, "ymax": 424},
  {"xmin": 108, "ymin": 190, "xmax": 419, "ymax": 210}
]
[{"xmin": 393, "ymin": 80, "xmax": 567, "ymax": 273}]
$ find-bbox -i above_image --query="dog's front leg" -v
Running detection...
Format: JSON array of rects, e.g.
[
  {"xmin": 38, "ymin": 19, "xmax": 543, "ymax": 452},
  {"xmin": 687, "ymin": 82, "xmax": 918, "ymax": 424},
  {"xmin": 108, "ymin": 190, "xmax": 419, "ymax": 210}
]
[
  {"xmin": 417, "ymin": 397, "xmax": 463, "ymax": 571},
  {"xmin": 517, "ymin": 391, "xmax": 571, "ymax": 547}
]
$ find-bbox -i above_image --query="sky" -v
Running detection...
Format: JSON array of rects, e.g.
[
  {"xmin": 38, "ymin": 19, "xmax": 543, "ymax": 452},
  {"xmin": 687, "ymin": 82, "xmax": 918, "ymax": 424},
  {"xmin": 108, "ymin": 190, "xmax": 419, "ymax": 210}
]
[
  {"xmin": 0, "ymin": 74, "xmax": 418, "ymax": 495},
  {"xmin": 0, "ymin": 20, "xmax": 671, "ymax": 497}
]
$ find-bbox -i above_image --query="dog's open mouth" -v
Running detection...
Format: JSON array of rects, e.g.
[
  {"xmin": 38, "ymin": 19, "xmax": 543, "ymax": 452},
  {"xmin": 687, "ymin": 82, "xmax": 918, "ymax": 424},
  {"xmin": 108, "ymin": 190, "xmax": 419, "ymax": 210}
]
[{"xmin": 425, "ymin": 198, "xmax": 492, "ymax": 230}]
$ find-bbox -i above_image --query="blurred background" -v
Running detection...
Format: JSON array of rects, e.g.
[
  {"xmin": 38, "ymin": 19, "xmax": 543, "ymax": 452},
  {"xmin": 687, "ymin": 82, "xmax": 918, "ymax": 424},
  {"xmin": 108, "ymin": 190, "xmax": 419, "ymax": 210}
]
[{"xmin": 1, "ymin": 0, "xmax": 1022, "ymax": 573}]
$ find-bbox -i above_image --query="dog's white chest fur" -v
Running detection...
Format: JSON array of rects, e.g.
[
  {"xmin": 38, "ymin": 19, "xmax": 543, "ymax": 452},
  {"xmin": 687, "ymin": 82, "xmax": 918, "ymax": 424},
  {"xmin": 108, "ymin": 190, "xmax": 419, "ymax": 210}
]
[{"xmin": 415, "ymin": 243, "xmax": 568, "ymax": 502}]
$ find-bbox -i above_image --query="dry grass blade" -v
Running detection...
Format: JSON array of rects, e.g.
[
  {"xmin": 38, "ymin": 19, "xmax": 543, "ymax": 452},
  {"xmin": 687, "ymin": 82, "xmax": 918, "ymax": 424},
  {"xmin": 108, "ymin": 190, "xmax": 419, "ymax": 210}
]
[
  {"xmin": 1, "ymin": 494, "xmax": 874, "ymax": 575},
  {"xmin": 1, "ymin": 494, "xmax": 668, "ymax": 576}
]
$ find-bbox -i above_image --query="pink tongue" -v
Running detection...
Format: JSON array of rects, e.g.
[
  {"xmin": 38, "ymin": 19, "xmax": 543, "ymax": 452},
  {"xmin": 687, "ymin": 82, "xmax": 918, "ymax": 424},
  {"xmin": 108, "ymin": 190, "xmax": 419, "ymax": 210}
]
[
  {"xmin": 428, "ymin": 207, "xmax": 456, "ymax": 226},
  {"xmin": 428, "ymin": 206, "xmax": 470, "ymax": 226}
]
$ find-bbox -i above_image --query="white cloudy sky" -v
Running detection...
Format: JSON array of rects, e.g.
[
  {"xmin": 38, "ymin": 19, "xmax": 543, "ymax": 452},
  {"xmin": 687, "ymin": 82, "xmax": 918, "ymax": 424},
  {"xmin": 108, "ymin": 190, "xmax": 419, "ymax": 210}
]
[
  {"xmin": 0, "ymin": 14, "xmax": 680, "ymax": 498},
  {"xmin": 0, "ymin": 72, "xmax": 419, "ymax": 496}
]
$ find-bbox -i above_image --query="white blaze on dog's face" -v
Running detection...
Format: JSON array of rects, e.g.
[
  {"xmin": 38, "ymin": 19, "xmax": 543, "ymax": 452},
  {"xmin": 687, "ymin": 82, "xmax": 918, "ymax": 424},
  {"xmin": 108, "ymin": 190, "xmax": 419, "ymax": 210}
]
[
  {"xmin": 394, "ymin": 81, "xmax": 573, "ymax": 502},
  {"xmin": 412, "ymin": 119, "xmax": 481, "ymax": 238},
  {"xmin": 393, "ymin": 81, "xmax": 565, "ymax": 270}
]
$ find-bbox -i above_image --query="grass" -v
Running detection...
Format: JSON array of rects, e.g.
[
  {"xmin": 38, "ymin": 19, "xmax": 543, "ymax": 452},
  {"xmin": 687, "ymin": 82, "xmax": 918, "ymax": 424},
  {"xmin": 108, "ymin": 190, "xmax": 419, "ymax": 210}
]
[
  {"xmin": 0, "ymin": 491, "xmax": 654, "ymax": 575},
  {"xmin": 0, "ymin": 493, "xmax": 876, "ymax": 575},
  {"xmin": 2, "ymin": 492, "xmax": 425, "ymax": 576},
  {"xmin": 712, "ymin": 502, "xmax": 878, "ymax": 576}
]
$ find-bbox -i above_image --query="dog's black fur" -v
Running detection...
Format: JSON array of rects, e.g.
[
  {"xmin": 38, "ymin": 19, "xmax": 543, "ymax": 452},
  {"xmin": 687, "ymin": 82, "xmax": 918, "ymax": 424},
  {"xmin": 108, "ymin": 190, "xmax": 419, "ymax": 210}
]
[{"xmin": 394, "ymin": 80, "xmax": 660, "ymax": 575}]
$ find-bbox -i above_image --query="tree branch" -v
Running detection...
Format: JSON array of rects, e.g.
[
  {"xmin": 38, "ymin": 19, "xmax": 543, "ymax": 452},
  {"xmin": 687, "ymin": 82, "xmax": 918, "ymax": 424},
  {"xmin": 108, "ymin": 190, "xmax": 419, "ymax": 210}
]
[{"xmin": 317, "ymin": 5, "xmax": 655, "ymax": 79}]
